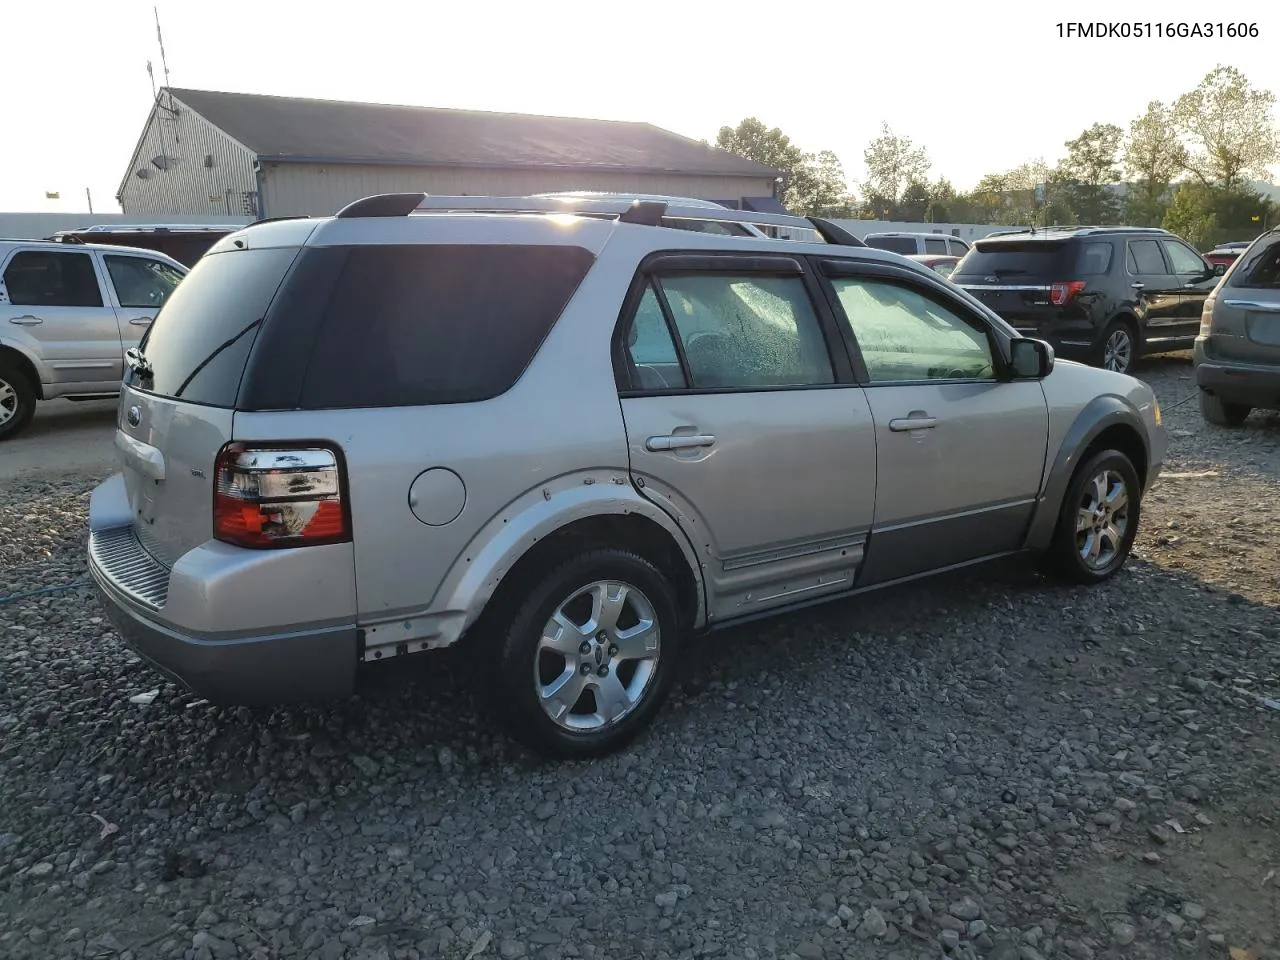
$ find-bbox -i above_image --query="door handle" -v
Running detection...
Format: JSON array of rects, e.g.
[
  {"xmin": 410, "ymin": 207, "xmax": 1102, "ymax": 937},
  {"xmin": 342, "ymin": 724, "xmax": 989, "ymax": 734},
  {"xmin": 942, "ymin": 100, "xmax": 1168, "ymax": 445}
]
[
  {"xmin": 646, "ymin": 434, "xmax": 716, "ymax": 452},
  {"xmin": 1182, "ymin": 282, "xmax": 1200, "ymax": 289},
  {"xmin": 1130, "ymin": 282, "xmax": 1145, "ymax": 290},
  {"xmin": 889, "ymin": 416, "xmax": 938, "ymax": 432},
  {"xmin": 129, "ymin": 317, "xmax": 153, "ymax": 326},
  {"xmin": 8, "ymin": 315, "xmax": 42, "ymax": 325}
]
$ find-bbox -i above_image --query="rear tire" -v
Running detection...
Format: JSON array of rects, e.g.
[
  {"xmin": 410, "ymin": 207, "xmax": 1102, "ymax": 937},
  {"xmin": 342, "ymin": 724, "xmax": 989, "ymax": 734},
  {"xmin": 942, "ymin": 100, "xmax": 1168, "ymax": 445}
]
[
  {"xmin": 481, "ymin": 546, "xmax": 684, "ymax": 760},
  {"xmin": 1198, "ymin": 389, "xmax": 1251, "ymax": 427},
  {"xmin": 0, "ymin": 358, "xmax": 37, "ymax": 442},
  {"xmin": 1096, "ymin": 319, "xmax": 1137, "ymax": 374},
  {"xmin": 1045, "ymin": 449, "xmax": 1142, "ymax": 585}
]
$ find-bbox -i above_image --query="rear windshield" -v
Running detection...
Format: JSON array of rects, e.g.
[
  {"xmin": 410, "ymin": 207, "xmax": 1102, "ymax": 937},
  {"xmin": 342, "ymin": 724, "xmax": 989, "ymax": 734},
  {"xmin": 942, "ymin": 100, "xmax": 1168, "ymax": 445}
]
[
  {"xmin": 1228, "ymin": 235, "xmax": 1280, "ymax": 288},
  {"xmin": 295, "ymin": 244, "xmax": 595, "ymax": 409},
  {"xmin": 128, "ymin": 247, "xmax": 298, "ymax": 407},
  {"xmin": 864, "ymin": 236, "xmax": 918, "ymax": 255},
  {"xmin": 953, "ymin": 240, "xmax": 1071, "ymax": 279}
]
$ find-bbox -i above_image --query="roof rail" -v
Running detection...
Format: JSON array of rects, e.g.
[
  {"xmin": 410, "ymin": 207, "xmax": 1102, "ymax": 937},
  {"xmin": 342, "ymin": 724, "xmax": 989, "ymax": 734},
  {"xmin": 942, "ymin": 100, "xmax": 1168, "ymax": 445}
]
[
  {"xmin": 331, "ymin": 193, "xmax": 867, "ymax": 247},
  {"xmin": 245, "ymin": 215, "xmax": 312, "ymax": 228}
]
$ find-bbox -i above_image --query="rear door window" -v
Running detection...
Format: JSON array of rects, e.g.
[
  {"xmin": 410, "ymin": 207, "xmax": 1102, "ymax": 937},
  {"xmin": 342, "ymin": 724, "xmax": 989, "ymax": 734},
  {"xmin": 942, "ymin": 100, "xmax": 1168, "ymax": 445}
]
[
  {"xmin": 1127, "ymin": 239, "xmax": 1169, "ymax": 275},
  {"xmin": 128, "ymin": 247, "xmax": 299, "ymax": 407},
  {"xmin": 924, "ymin": 237, "xmax": 948, "ymax": 255},
  {"xmin": 298, "ymin": 244, "xmax": 595, "ymax": 408},
  {"xmin": 3, "ymin": 250, "xmax": 103, "ymax": 307}
]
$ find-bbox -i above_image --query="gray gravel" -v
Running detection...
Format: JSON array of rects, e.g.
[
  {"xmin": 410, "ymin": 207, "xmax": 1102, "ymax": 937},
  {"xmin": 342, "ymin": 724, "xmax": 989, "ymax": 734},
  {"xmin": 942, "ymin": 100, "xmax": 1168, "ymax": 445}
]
[{"xmin": 2, "ymin": 356, "xmax": 1278, "ymax": 960}]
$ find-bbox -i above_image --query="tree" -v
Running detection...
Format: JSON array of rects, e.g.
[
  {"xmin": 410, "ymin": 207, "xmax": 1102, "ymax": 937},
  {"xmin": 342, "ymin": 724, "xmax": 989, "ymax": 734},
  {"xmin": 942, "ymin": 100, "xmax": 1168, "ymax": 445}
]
[
  {"xmin": 1172, "ymin": 66, "xmax": 1280, "ymax": 191},
  {"xmin": 1057, "ymin": 123, "xmax": 1124, "ymax": 224},
  {"xmin": 1162, "ymin": 184, "xmax": 1220, "ymax": 249},
  {"xmin": 1163, "ymin": 181, "xmax": 1276, "ymax": 249},
  {"xmin": 1123, "ymin": 101, "xmax": 1185, "ymax": 226},
  {"xmin": 715, "ymin": 118, "xmax": 851, "ymax": 214},
  {"xmin": 791, "ymin": 150, "xmax": 855, "ymax": 216},
  {"xmin": 896, "ymin": 180, "xmax": 932, "ymax": 221},
  {"xmin": 862, "ymin": 123, "xmax": 931, "ymax": 211}
]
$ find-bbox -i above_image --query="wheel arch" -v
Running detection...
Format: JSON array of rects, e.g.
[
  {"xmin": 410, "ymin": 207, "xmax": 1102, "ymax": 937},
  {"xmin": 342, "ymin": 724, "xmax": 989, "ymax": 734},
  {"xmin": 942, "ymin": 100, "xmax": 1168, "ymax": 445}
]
[
  {"xmin": 432, "ymin": 475, "xmax": 706, "ymax": 647},
  {"xmin": 1024, "ymin": 396, "xmax": 1150, "ymax": 552},
  {"xmin": 0, "ymin": 343, "xmax": 44, "ymax": 400}
]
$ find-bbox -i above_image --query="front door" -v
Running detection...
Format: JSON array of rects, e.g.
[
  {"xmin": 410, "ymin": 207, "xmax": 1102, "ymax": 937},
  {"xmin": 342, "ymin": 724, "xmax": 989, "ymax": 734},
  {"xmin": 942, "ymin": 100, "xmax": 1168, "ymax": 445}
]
[
  {"xmin": 1160, "ymin": 236, "xmax": 1218, "ymax": 340},
  {"xmin": 616, "ymin": 255, "xmax": 878, "ymax": 623},
  {"xmin": 1125, "ymin": 237, "xmax": 1182, "ymax": 351},
  {"xmin": 100, "ymin": 252, "xmax": 187, "ymax": 356},
  {"xmin": 0, "ymin": 248, "xmax": 121, "ymax": 386},
  {"xmin": 822, "ymin": 267, "xmax": 1049, "ymax": 584}
]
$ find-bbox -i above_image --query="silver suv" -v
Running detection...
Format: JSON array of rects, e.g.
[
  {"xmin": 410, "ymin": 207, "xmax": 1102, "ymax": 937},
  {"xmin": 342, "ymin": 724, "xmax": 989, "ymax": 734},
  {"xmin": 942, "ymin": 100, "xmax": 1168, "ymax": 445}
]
[
  {"xmin": 0, "ymin": 239, "xmax": 187, "ymax": 440},
  {"xmin": 87, "ymin": 194, "xmax": 1166, "ymax": 759}
]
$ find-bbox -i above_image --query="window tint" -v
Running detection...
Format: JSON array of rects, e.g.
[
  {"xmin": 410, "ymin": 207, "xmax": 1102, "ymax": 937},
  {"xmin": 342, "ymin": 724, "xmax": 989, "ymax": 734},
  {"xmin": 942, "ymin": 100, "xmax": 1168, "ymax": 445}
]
[
  {"xmin": 624, "ymin": 284, "xmax": 688, "ymax": 390},
  {"xmin": 953, "ymin": 241, "xmax": 1069, "ymax": 278},
  {"xmin": 1229, "ymin": 236, "xmax": 1280, "ymax": 288},
  {"xmin": 105, "ymin": 255, "xmax": 185, "ymax": 309},
  {"xmin": 1075, "ymin": 242, "xmax": 1113, "ymax": 275},
  {"xmin": 656, "ymin": 274, "xmax": 833, "ymax": 389},
  {"xmin": 1127, "ymin": 239, "xmax": 1167, "ymax": 275},
  {"xmin": 2, "ymin": 251, "xmax": 102, "ymax": 307},
  {"xmin": 832, "ymin": 279, "xmax": 995, "ymax": 383},
  {"xmin": 128, "ymin": 247, "xmax": 298, "ymax": 407},
  {"xmin": 299, "ymin": 245, "xmax": 595, "ymax": 409},
  {"xmin": 864, "ymin": 236, "xmax": 918, "ymax": 255},
  {"xmin": 1163, "ymin": 240, "xmax": 1206, "ymax": 275},
  {"xmin": 924, "ymin": 237, "xmax": 948, "ymax": 255},
  {"xmin": 947, "ymin": 239, "xmax": 969, "ymax": 256}
]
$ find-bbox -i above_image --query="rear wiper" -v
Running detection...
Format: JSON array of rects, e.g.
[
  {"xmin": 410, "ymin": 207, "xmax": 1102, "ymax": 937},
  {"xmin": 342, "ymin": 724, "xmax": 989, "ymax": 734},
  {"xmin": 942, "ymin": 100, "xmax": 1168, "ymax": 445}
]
[
  {"xmin": 173, "ymin": 318, "xmax": 261, "ymax": 399},
  {"xmin": 124, "ymin": 347, "xmax": 152, "ymax": 378}
]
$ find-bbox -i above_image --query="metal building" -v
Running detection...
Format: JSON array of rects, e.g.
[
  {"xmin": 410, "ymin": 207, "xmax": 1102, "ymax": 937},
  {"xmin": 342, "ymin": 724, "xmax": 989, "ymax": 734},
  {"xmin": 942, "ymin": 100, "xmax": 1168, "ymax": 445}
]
[{"xmin": 117, "ymin": 88, "xmax": 783, "ymax": 219}]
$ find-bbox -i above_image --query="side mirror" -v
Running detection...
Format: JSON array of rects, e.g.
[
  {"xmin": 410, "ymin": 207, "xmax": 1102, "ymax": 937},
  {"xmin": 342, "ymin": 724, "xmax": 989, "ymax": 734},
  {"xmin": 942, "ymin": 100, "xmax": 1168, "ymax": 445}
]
[
  {"xmin": 1010, "ymin": 337, "xmax": 1054, "ymax": 379},
  {"xmin": 1213, "ymin": 262, "xmax": 1226, "ymax": 276}
]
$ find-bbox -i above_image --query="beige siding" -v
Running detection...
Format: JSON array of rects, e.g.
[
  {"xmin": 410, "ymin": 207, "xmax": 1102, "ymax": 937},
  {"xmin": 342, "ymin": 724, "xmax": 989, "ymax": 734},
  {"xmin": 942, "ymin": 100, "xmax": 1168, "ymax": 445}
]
[
  {"xmin": 261, "ymin": 163, "xmax": 776, "ymax": 217},
  {"xmin": 118, "ymin": 96, "xmax": 257, "ymax": 216}
]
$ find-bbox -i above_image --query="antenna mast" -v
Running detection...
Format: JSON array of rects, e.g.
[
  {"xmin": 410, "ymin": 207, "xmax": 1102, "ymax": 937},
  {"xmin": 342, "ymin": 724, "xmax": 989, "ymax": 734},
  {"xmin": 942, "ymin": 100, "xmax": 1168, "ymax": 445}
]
[{"xmin": 155, "ymin": 7, "xmax": 171, "ymax": 91}]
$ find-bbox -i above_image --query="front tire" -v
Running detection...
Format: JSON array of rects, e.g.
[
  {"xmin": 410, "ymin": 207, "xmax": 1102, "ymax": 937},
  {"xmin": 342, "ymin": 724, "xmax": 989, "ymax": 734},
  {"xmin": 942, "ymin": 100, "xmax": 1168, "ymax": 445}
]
[
  {"xmin": 0, "ymin": 358, "xmax": 37, "ymax": 442},
  {"xmin": 1045, "ymin": 449, "xmax": 1142, "ymax": 584},
  {"xmin": 1097, "ymin": 319, "xmax": 1137, "ymax": 374},
  {"xmin": 483, "ymin": 547, "xmax": 684, "ymax": 759},
  {"xmin": 1198, "ymin": 389, "xmax": 1251, "ymax": 427}
]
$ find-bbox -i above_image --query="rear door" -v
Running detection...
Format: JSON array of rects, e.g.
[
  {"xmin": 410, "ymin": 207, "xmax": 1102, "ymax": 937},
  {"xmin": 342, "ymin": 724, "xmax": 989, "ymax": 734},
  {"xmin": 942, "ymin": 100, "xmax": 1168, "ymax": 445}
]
[
  {"xmin": 617, "ymin": 253, "xmax": 877, "ymax": 621},
  {"xmin": 100, "ymin": 252, "xmax": 187, "ymax": 356},
  {"xmin": 0, "ymin": 247, "xmax": 121, "ymax": 387},
  {"xmin": 1160, "ymin": 237, "xmax": 1217, "ymax": 340},
  {"xmin": 1210, "ymin": 232, "xmax": 1280, "ymax": 365},
  {"xmin": 821, "ymin": 260, "xmax": 1048, "ymax": 584},
  {"xmin": 1125, "ymin": 238, "xmax": 1181, "ymax": 348},
  {"xmin": 115, "ymin": 245, "xmax": 301, "ymax": 566}
]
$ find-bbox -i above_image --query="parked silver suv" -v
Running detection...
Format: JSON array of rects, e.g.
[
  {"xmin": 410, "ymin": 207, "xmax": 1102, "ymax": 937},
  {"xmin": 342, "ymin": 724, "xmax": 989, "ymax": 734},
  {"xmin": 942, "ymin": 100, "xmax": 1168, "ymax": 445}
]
[
  {"xmin": 88, "ymin": 194, "xmax": 1165, "ymax": 758},
  {"xmin": 0, "ymin": 239, "xmax": 187, "ymax": 440}
]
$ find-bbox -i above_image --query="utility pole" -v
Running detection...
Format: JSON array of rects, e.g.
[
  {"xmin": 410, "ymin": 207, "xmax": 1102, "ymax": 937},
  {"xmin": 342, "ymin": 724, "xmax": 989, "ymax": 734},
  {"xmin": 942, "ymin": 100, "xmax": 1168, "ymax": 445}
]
[{"xmin": 86, "ymin": 187, "xmax": 94, "ymax": 214}]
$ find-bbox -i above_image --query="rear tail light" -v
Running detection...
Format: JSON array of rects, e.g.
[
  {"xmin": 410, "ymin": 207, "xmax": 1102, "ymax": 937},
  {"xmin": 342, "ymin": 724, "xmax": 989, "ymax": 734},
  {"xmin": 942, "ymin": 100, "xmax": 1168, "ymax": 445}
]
[
  {"xmin": 213, "ymin": 443, "xmax": 350, "ymax": 548},
  {"xmin": 1200, "ymin": 295, "xmax": 1216, "ymax": 336},
  {"xmin": 1049, "ymin": 280, "xmax": 1087, "ymax": 306}
]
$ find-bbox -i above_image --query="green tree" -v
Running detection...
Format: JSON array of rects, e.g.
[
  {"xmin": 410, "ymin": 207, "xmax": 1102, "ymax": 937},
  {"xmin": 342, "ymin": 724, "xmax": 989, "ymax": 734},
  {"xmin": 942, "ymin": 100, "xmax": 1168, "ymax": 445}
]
[
  {"xmin": 1123, "ymin": 101, "xmax": 1185, "ymax": 226},
  {"xmin": 1057, "ymin": 123, "xmax": 1124, "ymax": 224},
  {"xmin": 861, "ymin": 123, "xmax": 931, "ymax": 213},
  {"xmin": 1172, "ymin": 66, "xmax": 1280, "ymax": 191},
  {"xmin": 715, "ymin": 118, "xmax": 851, "ymax": 214},
  {"xmin": 1162, "ymin": 184, "xmax": 1220, "ymax": 249},
  {"xmin": 1163, "ymin": 182, "xmax": 1276, "ymax": 248}
]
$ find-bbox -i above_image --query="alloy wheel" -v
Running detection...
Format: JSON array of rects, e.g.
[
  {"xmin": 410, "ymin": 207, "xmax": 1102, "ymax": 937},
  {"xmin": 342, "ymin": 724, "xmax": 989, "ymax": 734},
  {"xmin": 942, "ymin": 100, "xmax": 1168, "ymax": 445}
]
[
  {"xmin": 534, "ymin": 580, "xmax": 661, "ymax": 732},
  {"xmin": 1103, "ymin": 328, "xmax": 1133, "ymax": 373},
  {"xmin": 1075, "ymin": 469, "xmax": 1130, "ymax": 570}
]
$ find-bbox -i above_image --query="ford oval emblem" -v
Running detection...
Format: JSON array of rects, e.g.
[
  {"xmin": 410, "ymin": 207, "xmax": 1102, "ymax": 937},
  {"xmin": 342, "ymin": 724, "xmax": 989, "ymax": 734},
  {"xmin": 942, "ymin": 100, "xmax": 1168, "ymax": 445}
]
[{"xmin": 127, "ymin": 405, "xmax": 141, "ymax": 427}]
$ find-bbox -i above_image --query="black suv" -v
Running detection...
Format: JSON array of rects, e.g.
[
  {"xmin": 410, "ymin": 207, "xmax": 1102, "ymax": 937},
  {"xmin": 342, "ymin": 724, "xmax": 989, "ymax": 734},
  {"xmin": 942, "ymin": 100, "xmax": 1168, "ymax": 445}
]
[{"xmin": 952, "ymin": 227, "xmax": 1224, "ymax": 373}]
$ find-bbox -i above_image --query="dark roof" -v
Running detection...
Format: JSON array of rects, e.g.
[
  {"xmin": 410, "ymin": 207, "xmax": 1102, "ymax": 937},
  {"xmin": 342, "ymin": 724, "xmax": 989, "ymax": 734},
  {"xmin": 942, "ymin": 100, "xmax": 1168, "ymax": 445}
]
[{"xmin": 166, "ymin": 88, "xmax": 780, "ymax": 179}]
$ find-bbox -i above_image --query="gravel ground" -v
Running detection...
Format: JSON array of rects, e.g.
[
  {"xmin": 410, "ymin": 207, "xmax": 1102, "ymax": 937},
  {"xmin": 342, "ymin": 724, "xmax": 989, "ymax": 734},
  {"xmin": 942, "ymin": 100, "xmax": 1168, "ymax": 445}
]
[{"xmin": 2, "ymin": 356, "xmax": 1278, "ymax": 960}]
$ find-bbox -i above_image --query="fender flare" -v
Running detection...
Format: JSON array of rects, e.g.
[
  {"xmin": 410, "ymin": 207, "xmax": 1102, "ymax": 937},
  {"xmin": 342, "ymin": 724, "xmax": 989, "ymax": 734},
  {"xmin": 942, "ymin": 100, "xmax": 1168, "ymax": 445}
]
[
  {"xmin": 427, "ymin": 470, "xmax": 707, "ymax": 645},
  {"xmin": 1023, "ymin": 394, "xmax": 1149, "ymax": 552},
  {"xmin": 0, "ymin": 338, "xmax": 45, "ymax": 399}
]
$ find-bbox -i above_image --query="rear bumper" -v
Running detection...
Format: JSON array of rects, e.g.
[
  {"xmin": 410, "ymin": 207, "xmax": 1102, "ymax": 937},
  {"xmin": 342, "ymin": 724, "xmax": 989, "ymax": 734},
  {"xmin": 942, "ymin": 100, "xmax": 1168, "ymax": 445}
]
[
  {"xmin": 92, "ymin": 575, "xmax": 358, "ymax": 705},
  {"xmin": 87, "ymin": 473, "xmax": 359, "ymax": 706},
  {"xmin": 1194, "ymin": 339, "xmax": 1280, "ymax": 408}
]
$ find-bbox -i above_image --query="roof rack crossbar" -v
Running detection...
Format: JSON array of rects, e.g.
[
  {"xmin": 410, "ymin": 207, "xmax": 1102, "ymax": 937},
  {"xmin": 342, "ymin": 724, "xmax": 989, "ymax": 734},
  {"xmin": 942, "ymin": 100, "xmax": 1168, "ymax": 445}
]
[{"xmin": 329, "ymin": 192, "xmax": 866, "ymax": 247}]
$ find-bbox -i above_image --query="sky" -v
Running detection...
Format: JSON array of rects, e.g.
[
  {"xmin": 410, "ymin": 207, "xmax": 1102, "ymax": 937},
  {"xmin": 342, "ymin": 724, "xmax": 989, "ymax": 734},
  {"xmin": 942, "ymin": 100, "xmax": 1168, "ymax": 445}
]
[{"xmin": 4, "ymin": 0, "xmax": 1278, "ymax": 213}]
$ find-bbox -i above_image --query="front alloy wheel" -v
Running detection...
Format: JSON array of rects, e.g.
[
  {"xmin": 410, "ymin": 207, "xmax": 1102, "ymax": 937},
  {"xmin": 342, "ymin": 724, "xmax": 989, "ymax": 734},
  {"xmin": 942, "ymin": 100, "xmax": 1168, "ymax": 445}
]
[{"xmin": 1047, "ymin": 449, "xmax": 1142, "ymax": 584}]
